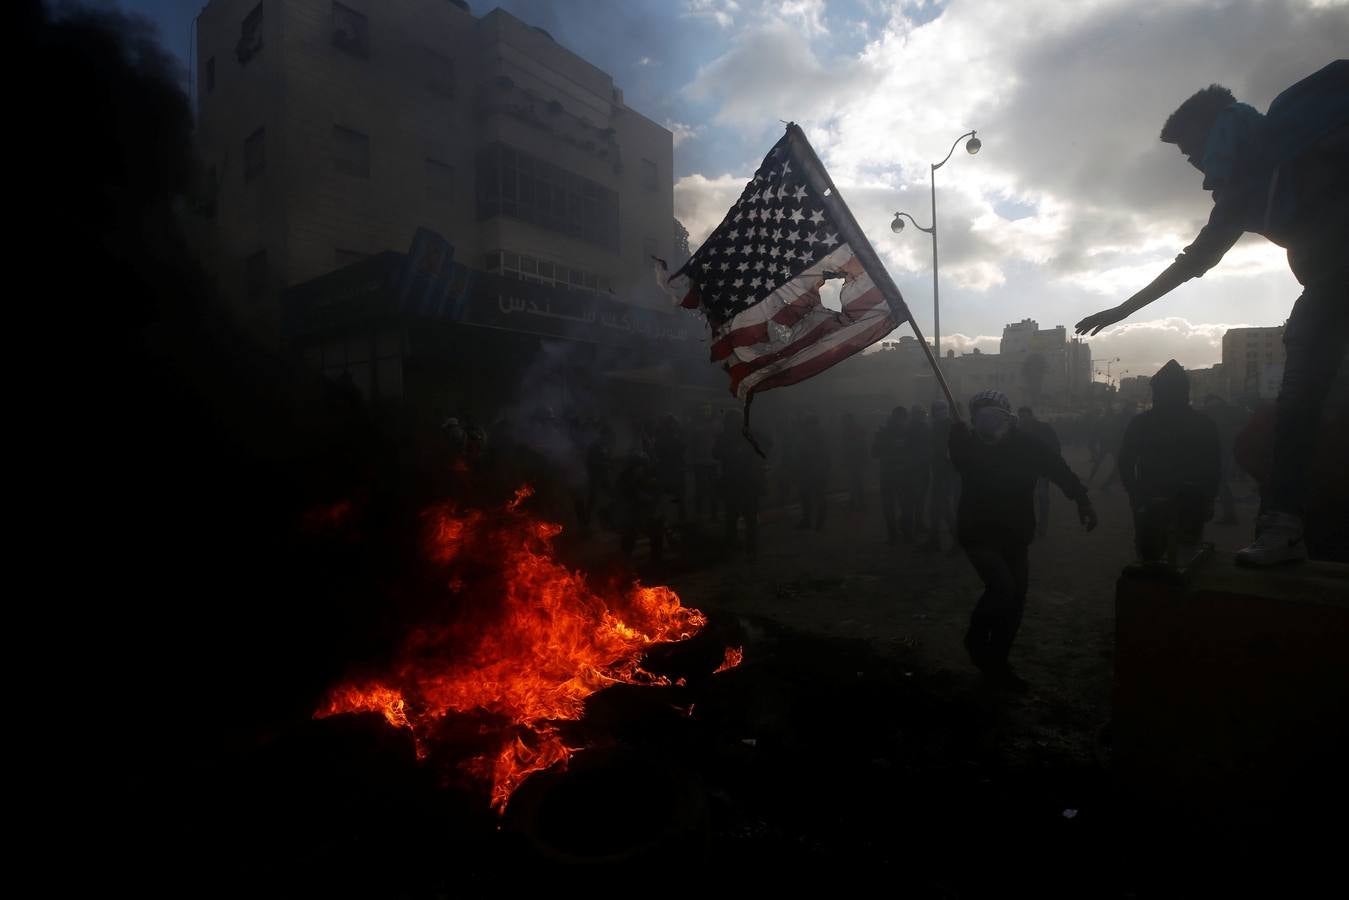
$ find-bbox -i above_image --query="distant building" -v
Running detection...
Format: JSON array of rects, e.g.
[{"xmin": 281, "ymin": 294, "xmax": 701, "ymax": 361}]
[
  {"xmin": 1222, "ymin": 326, "xmax": 1285, "ymax": 402},
  {"xmin": 1118, "ymin": 374, "xmax": 1151, "ymax": 406},
  {"xmin": 195, "ymin": 0, "xmax": 675, "ymax": 347},
  {"xmin": 1001, "ymin": 318, "xmax": 1066, "ymax": 356},
  {"xmin": 1259, "ymin": 362, "xmax": 1286, "ymax": 401},
  {"xmin": 1188, "ymin": 363, "xmax": 1229, "ymax": 402}
]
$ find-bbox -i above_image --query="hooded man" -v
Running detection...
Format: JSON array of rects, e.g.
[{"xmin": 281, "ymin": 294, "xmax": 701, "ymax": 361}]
[
  {"xmin": 1118, "ymin": 360, "xmax": 1222, "ymax": 563},
  {"xmin": 949, "ymin": 390, "xmax": 1098, "ymax": 688}
]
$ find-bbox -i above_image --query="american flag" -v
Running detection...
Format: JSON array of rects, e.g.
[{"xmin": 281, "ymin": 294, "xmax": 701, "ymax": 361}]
[{"xmin": 669, "ymin": 124, "xmax": 906, "ymax": 400}]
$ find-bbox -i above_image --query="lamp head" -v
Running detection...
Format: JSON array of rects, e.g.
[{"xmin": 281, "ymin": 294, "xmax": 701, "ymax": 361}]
[
  {"xmin": 966, "ymin": 134, "xmax": 982, "ymax": 155},
  {"xmin": 891, "ymin": 213, "xmax": 905, "ymax": 234}
]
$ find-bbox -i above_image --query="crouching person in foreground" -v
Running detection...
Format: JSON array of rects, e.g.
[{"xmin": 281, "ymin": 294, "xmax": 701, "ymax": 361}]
[{"xmin": 950, "ymin": 390, "xmax": 1099, "ymax": 690}]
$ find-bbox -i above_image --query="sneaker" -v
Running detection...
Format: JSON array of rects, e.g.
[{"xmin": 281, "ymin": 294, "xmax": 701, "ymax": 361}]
[{"xmin": 1236, "ymin": 512, "xmax": 1308, "ymax": 566}]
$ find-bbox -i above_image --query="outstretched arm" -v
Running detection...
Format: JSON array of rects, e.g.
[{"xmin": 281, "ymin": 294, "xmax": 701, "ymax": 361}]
[
  {"xmin": 1075, "ymin": 203, "xmax": 1244, "ymax": 337},
  {"xmin": 1075, "ymin": 265, "xmax": 1192, "ymax": 336}
]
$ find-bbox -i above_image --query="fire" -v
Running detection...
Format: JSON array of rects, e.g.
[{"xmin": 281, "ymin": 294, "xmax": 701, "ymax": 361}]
[
  {"xmin": 316, "ymin": 485, "xmax": 714, "ymax": 812},
  {"xmin": 714, "ymin": 646, "xmax": 745, "ymax": 674}
]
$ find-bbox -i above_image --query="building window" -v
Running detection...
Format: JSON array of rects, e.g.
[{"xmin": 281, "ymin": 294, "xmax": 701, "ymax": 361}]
[
  {"xmin": 244, "ymin": 127, "xmax": 265, "ymax": 181},
  {"xmin": 332, "ymin": 2, "xmax": 370, "ymax": 58},
  {"xmin": 246, "ymin": 249, "xmax": 268, "ymax": 300},
  {"xmin": 334, "ymin": 248, "xmax": 366, "ymax": 268},
  {"xmin": 426, "ymin": 158, "xmax": 454, "ymax": 204},
  {"xmin": 320, "ymin": 331, "xmax": 402, "ymax": 401},
  {"xmin": 476, "ymin": 143, "xmax": 619, "ymax": 250},
  {"xmin": 424, "ymin": 47, "xmax": 455, "ymax": 98},
  {"xmin": 237, "ymin": 2, "xmax": 263, "ymax": 64},
  {"xmin": 333, "ymin": 125, "xmax": 370, "ymax": 178},
  {"xmin": 484, "ymin": 250, "xmax": 609, "ymax": 293},
  {"xmin": 640, "ymin": 158, "xmax": 658, "ymax": 191},
  {"xmin": 204, "ymin": 57, "xmax": 215, "ymax": 93}
]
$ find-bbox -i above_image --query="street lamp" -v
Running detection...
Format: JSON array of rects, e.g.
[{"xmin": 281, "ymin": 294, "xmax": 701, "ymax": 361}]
[
  {"xmin": 1093, "ymin": 356, "xmax": 1121, "ymax": 385},
  {"xmin": 890, "ymin": 130, "xmax": 981, "ymax": 359}
]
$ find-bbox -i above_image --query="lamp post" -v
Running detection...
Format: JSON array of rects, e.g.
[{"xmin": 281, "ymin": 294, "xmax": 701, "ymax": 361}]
[
  {"xmin": 891, "ymin": 130, "xmax": 981, "ymax": 360},
  {"xmin": 1094, "ymin": 356, "xmax": 1122, "ymax": 386}
]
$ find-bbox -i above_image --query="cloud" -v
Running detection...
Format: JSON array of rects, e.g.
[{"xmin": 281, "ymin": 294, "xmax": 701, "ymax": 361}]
[
  {"xmin": 684, "ymin": 20, "xmax": 876, "ymax": 137},
  {"xmin": 778, "ymin": 0, "xmax": 830, "ymax": 37},
  {"xmin": 946, "ymin": 316, "xmax": 1259, "ymax": 381},
  {"xmin": 666, "ymin": 120, "xmax": 702, "ymax": 147},
  {"xmin": 676, "ymin": 0, "xmax": 1348, "ymax": 311},
  {"xmin": 942, "ymin": 332, "xmax": 1002, "ymax": 355},
  {"xmin": 673, "ymin": 172, "xmax": 754, "ymax": 247},
  {"xmin": 684, "ymin": 0, "xmax": 741, "ymax": 29},
  {"xmin": 1082, "ymin": 316, "xmax": 1259, "ymax": 374}
]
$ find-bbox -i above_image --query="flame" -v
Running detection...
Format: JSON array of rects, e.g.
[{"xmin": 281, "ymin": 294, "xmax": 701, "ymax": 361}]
[
  {"xmin": 714, "ymin": 646, "xmax": 745, "ymax": 674},
  {"xmin": 316, "ymin": 486, "xmax": 709, "ymax": 812}
]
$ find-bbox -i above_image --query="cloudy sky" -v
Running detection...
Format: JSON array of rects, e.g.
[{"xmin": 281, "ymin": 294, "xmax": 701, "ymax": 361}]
[{"xmin": 115, "ymin": 0, "xmax": 1346, "ymax": 377}]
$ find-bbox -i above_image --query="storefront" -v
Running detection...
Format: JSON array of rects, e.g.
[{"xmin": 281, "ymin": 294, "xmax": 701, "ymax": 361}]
[{"xmin": 283, "ymin": 250, "xmax": 721, "ymax": 427}]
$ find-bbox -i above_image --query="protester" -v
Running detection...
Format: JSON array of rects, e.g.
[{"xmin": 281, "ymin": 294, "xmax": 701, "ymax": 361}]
[
  {"xmin": 1018, "ymin": 406, "xmax": 1062, "ymax": 539},
  {"xmin": 1076, "ymin": 62, "xmax": 1349, "ymax": 564},
  {"xmin": 950, "ymin": 391, "xmax": 1098, "ymax": 689},
  {"xmin": 1117, "ymin": 361, "xmax": 1221, "ymax": 563},
  {"xmin": 839, "ymin": 412, "xmax": 868, "ymax": 511},
  {"xmin": 873, "ymin": 406, "xmax": 910, "ymax": 545}
]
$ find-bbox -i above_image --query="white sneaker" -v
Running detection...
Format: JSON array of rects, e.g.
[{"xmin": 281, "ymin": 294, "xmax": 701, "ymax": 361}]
[{"xmin": 1236, "ymin": 512, "xmax": 1308, "ymax": 566}]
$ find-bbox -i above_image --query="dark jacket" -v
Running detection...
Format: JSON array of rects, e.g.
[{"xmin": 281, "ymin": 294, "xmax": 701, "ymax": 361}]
[
  {"xmin": 949, "ymin": 424, "xmax": 1087, "ymax": 546},
  {"xmin": 1169, "ymin": 62, "xmax": 1349, "ymax": 287},
  {"xmin": 1023, "ymin": 418, "xmax": 1061, "ymax": 456},
  {"xmin": 1118, "ymin": 361, "xmax": 1221, "ymax": 503}
]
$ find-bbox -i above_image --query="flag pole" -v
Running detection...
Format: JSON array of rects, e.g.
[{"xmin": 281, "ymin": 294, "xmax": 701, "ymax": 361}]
[{"xmin": 784, "ymin": 123, "xmax": 963, "ymax": 421}]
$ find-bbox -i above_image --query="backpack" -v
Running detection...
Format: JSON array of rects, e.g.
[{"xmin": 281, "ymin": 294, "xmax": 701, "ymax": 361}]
[{"xmin": 1260, "ymin": 59, "xmax": 1349, "ymax": 236}]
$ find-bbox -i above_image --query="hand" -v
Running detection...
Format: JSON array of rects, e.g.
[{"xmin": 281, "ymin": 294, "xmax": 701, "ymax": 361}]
[
  {"xmin": 1075, "ymin": 305, "xmax": 1128, "ymax": 337},
  {"xmin": 1078, "ymin": 499, "xmax": 1098, "ymax": 532}
]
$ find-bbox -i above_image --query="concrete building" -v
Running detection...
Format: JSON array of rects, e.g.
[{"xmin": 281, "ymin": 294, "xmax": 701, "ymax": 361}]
[
  {"xmin": 195, "ymin": 0, "xmax": 675, "ymax": 345},
  {"xmin": 1222, "ymin": 326, "xmax": 1285, "ymax": 402},
  {"xmin": 1118, "ymin": 374, "xmax": 1151, "ymax": 407},
  {"xmin": 1001, "ymin": 318, "xmax": 1067, "ymax": 356},
  {"xmin": 1188, "ymin": 364, "xmax": 1229, "ymax": 403}
]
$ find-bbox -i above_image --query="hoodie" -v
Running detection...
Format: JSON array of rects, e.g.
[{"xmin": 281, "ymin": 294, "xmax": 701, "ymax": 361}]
[{"xmin": 1118, "ymin": 360, "xmax": 1221, "ymax": 501}]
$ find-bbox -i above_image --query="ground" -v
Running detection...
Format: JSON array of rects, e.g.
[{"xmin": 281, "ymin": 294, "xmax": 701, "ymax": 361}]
[
  {"xmin": 659, "ymin": 446, "xmax": 1261, "ymax": 772},
  {"xmin": 161, "ymin": 448, "xmax": 1288, "ymax": 897}
]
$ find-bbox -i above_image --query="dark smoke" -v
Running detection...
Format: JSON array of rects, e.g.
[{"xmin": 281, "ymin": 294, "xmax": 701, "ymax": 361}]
[{"xmin": 19, "ymin": 1, "xmax": 418, "ymax": 823}]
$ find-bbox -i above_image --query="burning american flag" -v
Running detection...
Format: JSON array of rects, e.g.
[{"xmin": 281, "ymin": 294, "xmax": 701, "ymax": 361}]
[{"xmin": 666, "ymin": 123, "xmax": 911, "ymax": 400}]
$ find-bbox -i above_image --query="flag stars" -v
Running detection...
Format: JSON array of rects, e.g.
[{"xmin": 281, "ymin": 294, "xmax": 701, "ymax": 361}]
[
  {"xmin": 809, "ymin": 209, "xmax": 825, "ymax": 225},
  {"xmin": 788, "ymin": 208, "xmax": 805, "ymax": 224}
]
